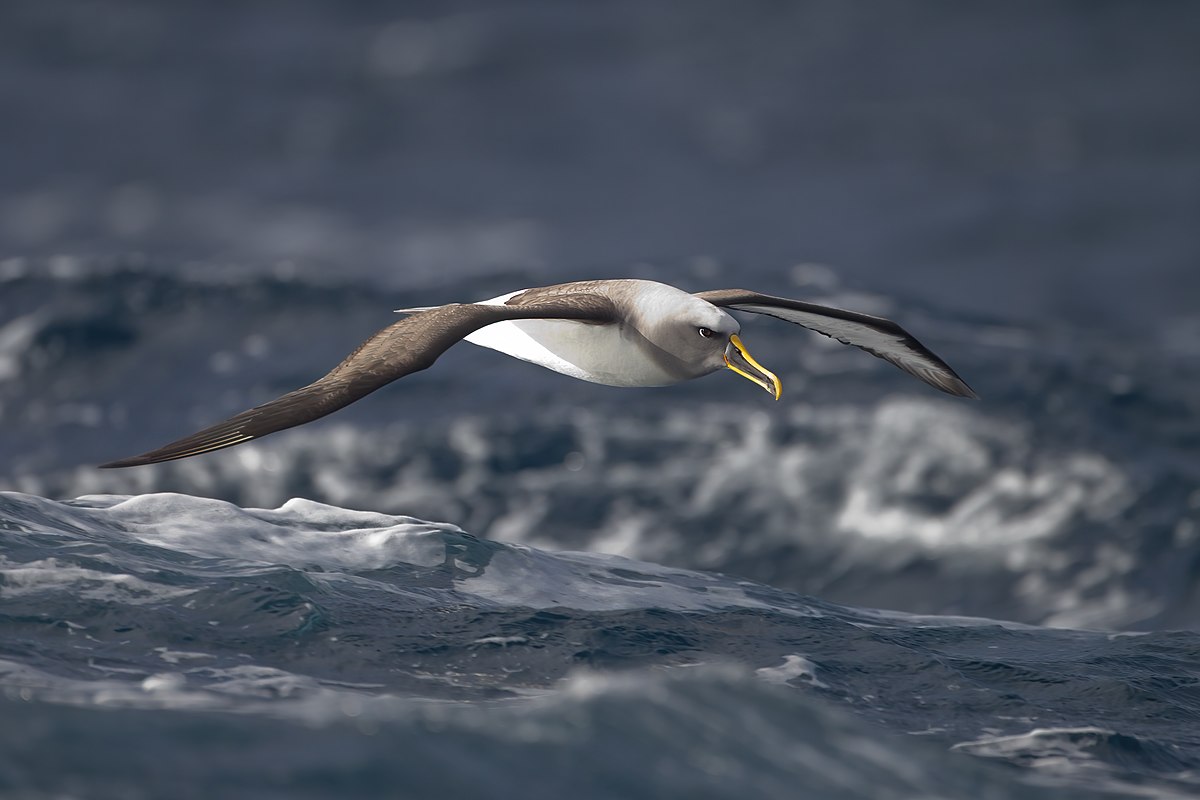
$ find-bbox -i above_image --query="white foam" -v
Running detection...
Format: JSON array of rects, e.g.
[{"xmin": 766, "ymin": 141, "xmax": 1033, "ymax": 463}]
[
  {"xmin": 953, "ymin": 726, "xmax": 1119, "ymax": 762},
  {"xmin": 88, "ymin": 492, "xmax": 463, "ymax": 571},
  {"xmin": 0, "ymin": 555, "xmax": 192, "ymax": 605},
  {"xmin": 0, "ymin": 313, "xmax": 44, "ymax": 382},
  {"xmin": 0, "ymin": 656, "xmax": 378, "ymax": 719},
  {"xmin": 835, "ymin": 400, "xmax": 1133, "ymax": 550},
  {"xmin": 756, "ymin": 654, "xmax": 828, "ymax": 688}
]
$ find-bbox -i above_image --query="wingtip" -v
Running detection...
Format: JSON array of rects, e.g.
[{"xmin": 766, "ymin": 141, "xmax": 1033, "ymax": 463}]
[
  {"xmin": 947, "ymin": 378, "xmax": 979, "ymax": 400},
  {"xmin": 98, "ymin": 455, "xmax": 153, "ymax": 469}
]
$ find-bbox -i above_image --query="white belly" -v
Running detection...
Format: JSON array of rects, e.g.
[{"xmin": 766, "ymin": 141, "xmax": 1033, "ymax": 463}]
[{"xmin": 462, "ymin": 291, "xmax": 680, "ymax": 387}]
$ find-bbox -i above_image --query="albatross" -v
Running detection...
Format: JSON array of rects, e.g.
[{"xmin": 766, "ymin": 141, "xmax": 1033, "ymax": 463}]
[{"xmin": 100, "ymin": 279, "xmax": 975, "ymax": 468}]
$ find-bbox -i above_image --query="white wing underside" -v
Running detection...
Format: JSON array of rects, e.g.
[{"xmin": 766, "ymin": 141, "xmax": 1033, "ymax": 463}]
[{"xmin": 459, "ymin": 291, "xmax": 680, "ymax": 387}]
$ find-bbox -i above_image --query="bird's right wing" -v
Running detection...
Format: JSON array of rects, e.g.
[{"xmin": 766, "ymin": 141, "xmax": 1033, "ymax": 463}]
[
  {"xmin": 100, "ymin": 295, "xmax": 617, "ymax": 468},
  {"xmin": 695, "ymin": 289, "xmax": 976, "ymax": 398}
]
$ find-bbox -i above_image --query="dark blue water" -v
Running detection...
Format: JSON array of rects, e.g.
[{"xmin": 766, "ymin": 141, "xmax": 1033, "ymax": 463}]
[
  {"xmin": 4, "ymin": 492, "xmax": 1200, "ymax": 799},
  {"xmin": 3, "ymin": 2, "xmax": 1200, "ymax": 798}
]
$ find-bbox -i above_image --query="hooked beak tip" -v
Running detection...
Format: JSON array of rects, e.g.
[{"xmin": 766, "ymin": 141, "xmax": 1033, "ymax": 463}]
[{"xmin": 725, "ymin": 334, "xmax": 782, "ymax": 401}]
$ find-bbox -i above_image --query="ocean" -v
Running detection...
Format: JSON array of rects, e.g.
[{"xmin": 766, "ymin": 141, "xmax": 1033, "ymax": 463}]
[{"xmin": 3, "ymin": 2, "xmax": 1200, "ymax": 798}]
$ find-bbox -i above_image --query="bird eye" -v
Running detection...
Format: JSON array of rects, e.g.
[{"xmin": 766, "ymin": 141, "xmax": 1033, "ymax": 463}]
[{"xmin": 698, "ymin": 327, "xmax": 715, "ymax": 339}]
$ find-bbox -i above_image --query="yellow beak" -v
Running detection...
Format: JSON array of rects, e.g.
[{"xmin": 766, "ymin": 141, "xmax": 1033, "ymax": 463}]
[{"xmin": 724, "ymin": 334, "xmax": 782, "ymax": 400}]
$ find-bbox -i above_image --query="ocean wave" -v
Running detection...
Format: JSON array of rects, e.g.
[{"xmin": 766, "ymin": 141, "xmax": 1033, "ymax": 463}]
[
  {"xmin": 3, "ymin": 490, "xmax": 1198, "ymax": 798},
  {"xmin": 6, "ymin": 264, "xmax": 1199, "ymax": 631},
  {"xmin": 954, "ymin": 727, "xmax": 1200, "ymax": 797},
  {"xmin": 1, "ymin": 665, "xmax": 1099, "ymax": 800},
  {"xmin": 14, "ymin": 390, "xmax": 1192, "ymax": 630}
]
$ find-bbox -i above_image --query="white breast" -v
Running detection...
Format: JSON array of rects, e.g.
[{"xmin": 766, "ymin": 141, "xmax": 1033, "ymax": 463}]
[{"xmin": 461, "ymin": 290, "xmax": 681, "ymax": 387}]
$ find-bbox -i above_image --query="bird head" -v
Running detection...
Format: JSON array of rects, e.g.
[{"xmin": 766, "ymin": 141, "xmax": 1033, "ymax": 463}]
[{"xmin": 646, "ymin": 294, "xmax": 781, "ymax": 399}]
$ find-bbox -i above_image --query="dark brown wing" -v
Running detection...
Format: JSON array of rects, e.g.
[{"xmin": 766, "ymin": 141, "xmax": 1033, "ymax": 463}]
[
  {"xmin": 101, "ymin": 296, "xmax": 617, "ymax": 467},
  {"xmin": 695, "ymin": 289, "xmax": 976, "ymax": 398}
]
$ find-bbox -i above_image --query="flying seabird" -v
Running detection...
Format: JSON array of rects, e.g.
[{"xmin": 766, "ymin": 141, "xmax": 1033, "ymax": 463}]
[{"xmin": 100, "ymin": 279, "xmax": 975, "ymax": 468}]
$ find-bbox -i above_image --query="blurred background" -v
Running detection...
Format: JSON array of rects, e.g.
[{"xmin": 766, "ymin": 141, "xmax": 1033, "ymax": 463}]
[{"xmin": 2, "ymin": 0, "xmax": 1199, "ymax": 629}]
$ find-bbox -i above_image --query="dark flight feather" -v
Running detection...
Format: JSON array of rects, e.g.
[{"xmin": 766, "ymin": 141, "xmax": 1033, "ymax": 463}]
[
  {"xmin": 101, "ymin": 296, "xmax": 616, "ymax": 467},
  {"xmin": 695, "ymin": 289, "xmax": 976, "ymax": 398}
]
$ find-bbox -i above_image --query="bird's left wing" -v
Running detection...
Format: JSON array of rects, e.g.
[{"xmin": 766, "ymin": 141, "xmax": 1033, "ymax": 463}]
[
  {"xmin": 100, "ymin": 294, "xmax": 617, "ymax": 467},
  {"xmin": 695, "ymin": 289, "xmax": 976, "ymax": 398}
]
